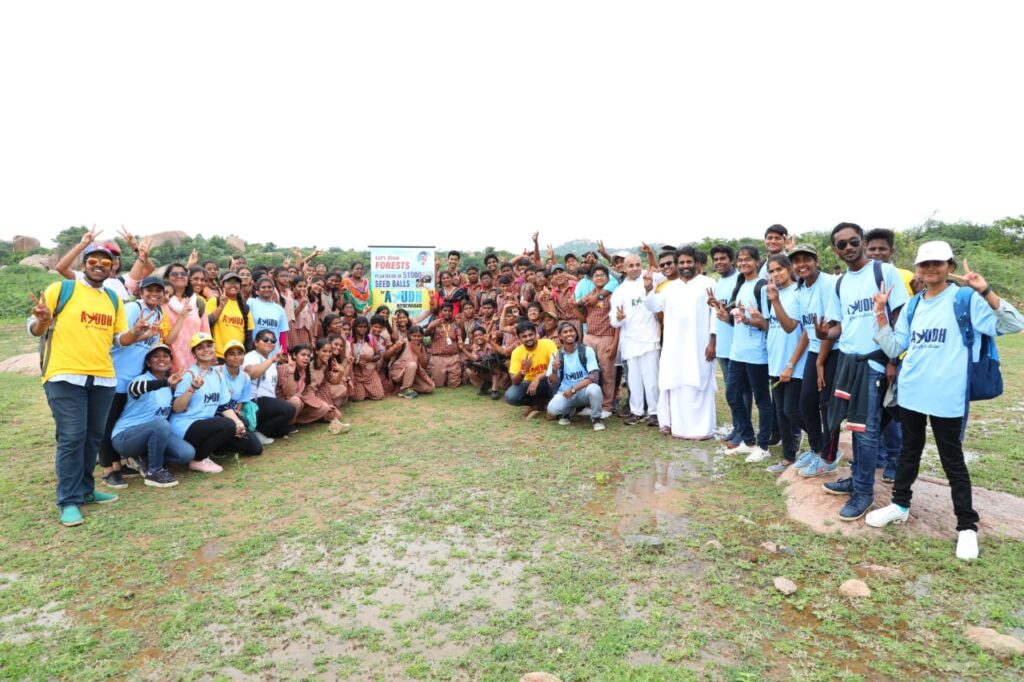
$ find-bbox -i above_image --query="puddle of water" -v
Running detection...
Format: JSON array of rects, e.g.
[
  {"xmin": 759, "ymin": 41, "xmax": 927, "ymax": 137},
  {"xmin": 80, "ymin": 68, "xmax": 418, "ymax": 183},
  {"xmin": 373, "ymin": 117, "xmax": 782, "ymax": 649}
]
[{"xmin": 0, "ymin": 601, "xmax": 71, "ymax": 644}]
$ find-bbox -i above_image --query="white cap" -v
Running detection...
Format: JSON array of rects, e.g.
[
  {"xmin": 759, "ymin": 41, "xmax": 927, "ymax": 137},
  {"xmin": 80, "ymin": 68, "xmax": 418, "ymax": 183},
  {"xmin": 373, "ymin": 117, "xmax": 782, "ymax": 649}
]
[
  {"xmin": 612, "ymin": 250, "xmax": 631, "ymax": 260},
  {"xmin": 914, "ymin": 240, "xmax": 954, "ymax": 265}
]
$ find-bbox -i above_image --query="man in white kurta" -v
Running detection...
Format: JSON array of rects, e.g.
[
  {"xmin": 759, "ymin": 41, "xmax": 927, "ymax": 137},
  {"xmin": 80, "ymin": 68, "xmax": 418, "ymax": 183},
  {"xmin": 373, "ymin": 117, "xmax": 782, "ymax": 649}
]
[
  {"xmin": 610, "ymin": 255, "xmax": 660, "ymax": 424},
  {"xmin": 644, "ymin": 249, "xmax": 717, "ymax": 439}
]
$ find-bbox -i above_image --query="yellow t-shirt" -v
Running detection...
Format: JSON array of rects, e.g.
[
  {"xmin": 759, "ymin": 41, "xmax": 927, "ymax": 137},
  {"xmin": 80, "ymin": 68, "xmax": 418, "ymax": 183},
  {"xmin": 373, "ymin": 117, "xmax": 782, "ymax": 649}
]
[
  {"xmin": 41, "ymin": 280, "xmax": 128, "ymax": 382},
  {"xmin": 509, "ymin": 338, "xmax": 558, "ymax": 381},
  {"xmin": 208, "ymin": 297, "xmax": 255, "ymax": 358}
]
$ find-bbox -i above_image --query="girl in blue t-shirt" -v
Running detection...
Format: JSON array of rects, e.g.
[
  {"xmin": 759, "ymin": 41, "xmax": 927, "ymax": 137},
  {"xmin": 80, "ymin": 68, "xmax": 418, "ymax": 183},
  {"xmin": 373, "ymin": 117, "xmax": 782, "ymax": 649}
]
[
  {"xmin": 214, "ymin": 341, "xmax": 263, "ymax": 457},
  {"xmin": 866, "ymin": 243, "xmax": 1024, "ymax": 561},
  {"xmin": 247, "ymin": 277, "xmax": 290, "ymax": 356}
]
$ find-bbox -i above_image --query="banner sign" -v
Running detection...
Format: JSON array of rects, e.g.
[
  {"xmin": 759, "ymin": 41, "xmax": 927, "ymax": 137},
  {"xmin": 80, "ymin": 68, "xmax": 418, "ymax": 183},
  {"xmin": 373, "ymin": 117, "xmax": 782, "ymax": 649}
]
[{"xmin": 368, "ymin": 245, "xmax": 435, "ymax": 317}]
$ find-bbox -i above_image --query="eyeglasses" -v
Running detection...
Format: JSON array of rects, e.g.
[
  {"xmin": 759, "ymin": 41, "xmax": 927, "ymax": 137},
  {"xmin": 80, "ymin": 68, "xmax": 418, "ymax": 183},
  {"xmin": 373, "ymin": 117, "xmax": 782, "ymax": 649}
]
[
  {"xmin": 835, "ymin": 237, "xmax": 862, "ymax": 250},
  {"xmin": 86, "ymin": 257, "xmax": 113, "ymax": 268}
]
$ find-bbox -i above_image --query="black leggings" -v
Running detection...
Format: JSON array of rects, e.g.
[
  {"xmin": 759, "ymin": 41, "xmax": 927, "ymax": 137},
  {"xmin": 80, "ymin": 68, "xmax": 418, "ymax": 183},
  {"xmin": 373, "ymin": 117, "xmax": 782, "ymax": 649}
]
[
  {"xmin": 800, "ymin": 350, "xmax": 841, "ymax": 462},
  {"xmin": 184, "ymin": 417, "xmax": 237, "ymax": 460},
  {"xmin": 99, "ymin": 392, "xmax": 128, "ymax": 468},
  {"xmin": 255, "ymin": 397, "xmax": 296, "ymax": 438}
]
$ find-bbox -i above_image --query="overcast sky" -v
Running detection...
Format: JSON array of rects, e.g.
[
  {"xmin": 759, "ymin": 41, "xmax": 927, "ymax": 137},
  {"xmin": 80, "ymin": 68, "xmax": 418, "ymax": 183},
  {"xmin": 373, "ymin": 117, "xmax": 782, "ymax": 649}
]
[{"xmin": 2, "ymin": 1, "xmax": 1021, "ymax": 252}]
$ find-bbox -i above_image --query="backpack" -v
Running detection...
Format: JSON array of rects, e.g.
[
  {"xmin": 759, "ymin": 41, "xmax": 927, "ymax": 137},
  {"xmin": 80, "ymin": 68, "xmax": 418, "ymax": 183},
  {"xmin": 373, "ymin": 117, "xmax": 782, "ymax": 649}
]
[
  {"xmin": 836, "ymin": 259, "xmax": 890, "ymax": 320},
  {"xmin": 729, "ymin": 277, "xmax": 766, "ymax": 316},
  {"xmin": 39, "ymin": 280, "xmax": 121, "ymax": 374},
  {"xmin": 904, "ymin": 287, "xmax": 1002, "ymax": 402},
  {"xmin": 558, "ymin": 344, "xmax": 597, "ymax": 384}
]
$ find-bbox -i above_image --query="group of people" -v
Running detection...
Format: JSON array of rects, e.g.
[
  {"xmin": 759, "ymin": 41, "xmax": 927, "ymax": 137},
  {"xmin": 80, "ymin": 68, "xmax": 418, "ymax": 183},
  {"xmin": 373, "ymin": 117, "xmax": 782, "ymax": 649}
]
[{"xmin": 29, "ymin": 225, "xmax": 1022, "ymax": 561}]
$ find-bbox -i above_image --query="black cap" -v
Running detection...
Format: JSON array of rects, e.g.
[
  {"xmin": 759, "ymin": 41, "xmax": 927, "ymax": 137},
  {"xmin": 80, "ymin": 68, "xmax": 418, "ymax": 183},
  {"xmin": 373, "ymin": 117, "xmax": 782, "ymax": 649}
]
[{"xmin": 140, "ymin": 275, "xmax": 165, "ymax": 290}]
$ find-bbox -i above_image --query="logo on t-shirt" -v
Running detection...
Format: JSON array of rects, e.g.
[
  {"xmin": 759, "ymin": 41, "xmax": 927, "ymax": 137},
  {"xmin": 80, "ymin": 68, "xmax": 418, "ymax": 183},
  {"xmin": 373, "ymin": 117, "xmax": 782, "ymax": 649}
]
[
  {"xmin": 255, "ymin": 316, "xmax": 279, "ymax": 329},
  {"xmin": 221, "ymin": 314, "xmax": 244, "ymax": 328},
  {"xmin": 203, "ymin": 392, "xmax": 220, "ymax": 405},
  {"xmin": 846, "ymin": 298, "xmax": 873, "ymax": 317},
  {"xmin": 911, "ymin": 327, "xmax": 947, "ymax": 349},
  {"xmin": 80, "ymin": 310, "xmax": 113, "ymax": 328}
]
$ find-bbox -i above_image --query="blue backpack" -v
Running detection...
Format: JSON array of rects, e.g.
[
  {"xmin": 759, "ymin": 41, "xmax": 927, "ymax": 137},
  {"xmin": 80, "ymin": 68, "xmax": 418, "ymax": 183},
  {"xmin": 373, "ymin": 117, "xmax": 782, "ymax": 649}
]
[
  {"xmin": 39, "ymin": 279, "xmax": 121, "ymax": 374},
  {"xmin": 904, "ymin": 286, "xmax": 1003, "ymax": 402}
]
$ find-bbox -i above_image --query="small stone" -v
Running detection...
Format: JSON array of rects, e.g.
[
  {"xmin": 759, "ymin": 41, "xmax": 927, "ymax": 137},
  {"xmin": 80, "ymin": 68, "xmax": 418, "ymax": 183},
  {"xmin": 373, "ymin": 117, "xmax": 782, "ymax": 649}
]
[
  {"xmin": 122, "ymin": 591, "xmax": 135, "ymax": 601},
  {"xmin": 760, "ymin": 541, "xmax": 778, "ymax": 554},
  {"xmin": 778, "ymin": 545, "xmax": 796, "ymax": 556},
  {"xmin": 773, "ymin": 577, "xmax": 798, "ymax": 595},
  {"xmin": 737, "ymin": 515, "xmax": 755, "ymax": 526},
  {"xmin": 840, "ymin": 579, "xmax": 871, "ymax": 598},
  {"xmin": 965, "ymin": 626, "xmax": 1024, "ymax": 656},
  {"xmin": 858, "ymin": 564, "xmax": 902, "ymax": 579},
  {"xmin": 623, "ymin": 534, "xmax": 664, "ymax": 551},
  {"xmin": 520, "ymin": 674, "xmax": 563, "ymax": 682},
  {"xmin": 704, "ymin": 539, "xmax": 723, "ymax": 550}
]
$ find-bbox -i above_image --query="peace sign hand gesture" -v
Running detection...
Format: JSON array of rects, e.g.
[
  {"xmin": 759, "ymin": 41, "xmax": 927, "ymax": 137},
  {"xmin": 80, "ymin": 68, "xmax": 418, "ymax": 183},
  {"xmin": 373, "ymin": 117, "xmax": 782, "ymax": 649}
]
[
  {"xmin": 615, "ymin": 305, "xmax": 626, "ymax": 321},
  {"xmin": 811, "ymin": 313, "xmax": 831, "ymax": 341},
  {"xmin": 765, "ymin": 281, "xmax": 779, "ymax": 302},
  {"xmin": 167, "ymin": 371, "xmax": 184, "ymax": 389},
  {"xmin": 117, "ymin": 225, "xmax": 139, "ymax": 253},
  {"xmin": 872, "ymin": 281, "xmax": 895, "ymax": 315},
  {"xmin": 643, "ymin": 269, "xmax": 654, "ymax": 292},
  {"xmin": 746, "ymin": 303, "xmax": 765, "ymax": 326},
  {"xmin": 132, "ymin": 309, "xmax": 156, "ymax": 335},
  {"xmin": 79, "ymin": 225, "xmax": 103, "ymax": 247},
  {"xmin": 29, "ymin": 291, "xmax": 51, "ymax": 325},
  {"xmin": 706, "ymin": 287, "xmax": 722, "ymax": 310},
  {"xmin": 948, "ymin": 258, "xmax": 989, "ymax": 294}
]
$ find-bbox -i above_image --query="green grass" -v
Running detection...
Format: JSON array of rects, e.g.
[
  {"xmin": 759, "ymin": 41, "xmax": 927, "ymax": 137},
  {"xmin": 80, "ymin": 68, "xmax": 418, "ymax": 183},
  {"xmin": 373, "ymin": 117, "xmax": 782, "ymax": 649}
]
[{"xmin": 1, "ymin": 338, "xmax": 1023, "ymax": 679}]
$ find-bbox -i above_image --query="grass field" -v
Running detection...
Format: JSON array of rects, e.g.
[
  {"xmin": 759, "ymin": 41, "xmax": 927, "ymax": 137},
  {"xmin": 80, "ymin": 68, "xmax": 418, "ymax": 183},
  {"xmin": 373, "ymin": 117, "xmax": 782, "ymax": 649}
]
[{"xmin": 0, "ymin": 323, "xmax": 1022, "ymax": 680}]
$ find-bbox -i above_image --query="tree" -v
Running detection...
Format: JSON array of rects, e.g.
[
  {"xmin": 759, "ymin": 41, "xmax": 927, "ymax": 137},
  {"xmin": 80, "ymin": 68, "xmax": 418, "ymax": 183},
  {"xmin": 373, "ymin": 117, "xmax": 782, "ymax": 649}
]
[{"xmin": 53, "ymin": 226, "xmax": 88, "ymax": 254}]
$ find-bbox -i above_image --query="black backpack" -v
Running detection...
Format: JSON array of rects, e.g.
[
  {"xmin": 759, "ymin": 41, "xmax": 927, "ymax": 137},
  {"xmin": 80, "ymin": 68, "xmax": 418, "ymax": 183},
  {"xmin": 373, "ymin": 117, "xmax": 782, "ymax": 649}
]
[
  {"xmin": 558, "ymin": 344, "xmax": 598, "ymax": 384},
  {"xmin": 728, "ymin": 277, "xmax": 767, "ymax": 319},
  {"xmin": 835, "ymin": 260, "xmax": 890, "ymax": 321}
]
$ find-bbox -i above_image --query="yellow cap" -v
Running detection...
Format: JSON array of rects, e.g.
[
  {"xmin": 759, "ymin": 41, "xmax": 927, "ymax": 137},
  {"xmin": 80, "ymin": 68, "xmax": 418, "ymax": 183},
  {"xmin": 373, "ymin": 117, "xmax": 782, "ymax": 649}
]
[
  {"xmin": 189, "ymin": 332, "xmax": 214, "ymax": 350},
  {"xmin": 223, "ymin": 339, "xmax": 245, "ymax": 354}
]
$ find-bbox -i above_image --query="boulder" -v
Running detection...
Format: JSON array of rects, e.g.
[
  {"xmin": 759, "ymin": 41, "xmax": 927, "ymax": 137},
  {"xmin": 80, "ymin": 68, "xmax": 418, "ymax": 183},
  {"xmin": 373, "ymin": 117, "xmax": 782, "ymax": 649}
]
[
  {"xmin": 965, "ymin": 626, "xmax": 1024, "ymax": 657},
  {"xmin": 840, "ymin": 579, "xmax": 871, "ymax": 598},
  {"xmin": 144, "ymin": 231, "xmax": 189, "ymax": 249},
  {"xmin": 12, "ymin": 235, "xmax": 40, "ymax": 252},
  {"xmin": 773, "ymin": 577, "xmax": 797, "ymax": 595},
  {"xmin": 0, "ymin": 353, "xmax": 39, "ymax": 376},
  {"xmin": 18, "ymin": 254, "xmax": 50, "ymax": 270},
  {"xmin": 226, "ymin": 236, "xmax": 246, "ymax": 253}
]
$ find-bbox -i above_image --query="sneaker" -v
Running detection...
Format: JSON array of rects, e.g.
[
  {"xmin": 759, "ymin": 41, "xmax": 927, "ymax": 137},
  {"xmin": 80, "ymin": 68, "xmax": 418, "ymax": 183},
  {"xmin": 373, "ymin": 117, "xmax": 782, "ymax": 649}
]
[
  {"xmin": 558, "ymin": 415, "xmax": 572, "ymax": 426},
  {"xmin": 254, "ymin": 431, "xmax": 275, "ymax": 446},
  {"xmin": 766, "ymin": 461, "xmax": 791, "ymax": 474},
  {"xmin": 839, "ymin": 494, "xmax": 874, "ymax": 521},
  {"xmin": 728, "ymin": 441, "xmax": 755, "ymax": 455},
  {"xmin": 822, "ymin": 477, "xmax": 854, "ymax": 496},
  {"xmin": 794, "ymin": 451, "xmax": 817, "ymax": 469},
  {"xmin": 592, "ymin": 419, "xmax": 606, "ymax": 432},
  {"xmin": 744, "ymin": 447, "xmax": 771, "ymax": 463},
  {"xmin": 956, "ymin": 529, "xmax": 979, "ymax": 561},
  {"xmin": 189, "ymin": 458, "xmax": 223, "ymax": 474},
  {"xmin": 400, "ymin": 389, "xmax": 418, "ymax": 399},
  {"xmin": 579, "ymin": 407, "xmax": 593, "ymax": 417},
  {"xmin": 882, "ymin": 459, "xmax": 898, "ymax": 484},
  {"xmin": 119, "ymin": 465, "xmax": 142, "ymax": 479},
  {"xmin": 645, "ymin": 415, "xmax": 659, "ymax": 427},
  {"xmin": 623, "ymin": 414, "xmax": 645, "ymax": 426},
  {"xmin": 600, "ymin": 410, "xmax": 612, "ymax": 419},
  {"xmin": 490, "ymin": 390, "xmax": 501, "ymax": 400},
  {"xmin": 328, "ymin": 419, "xmax": 352, "ymax": 435},
  {"xmin": 799, "ymin": 456, "xmax": 841, "ymax": 478},
  {"xmin": 616, "ymin": 404, "xmax": 631, "ymax": 418},
  {"xmin": 865, "ymin": 503, "xmax": 909, "ymax": 528},
  {"xmin": 102, "ymin": 471, "xmax": 127, "ymax": 489},
  {"xmin": 84, "ymin": 491, "xmax": 118, "ymax": 504},
  {"xmin": 144, "ymin": 468, "xmax": 179, "ymax": 489},
  {"xmin": 60, "ymin": 505, "xmax": 84, "ymax": 527}
]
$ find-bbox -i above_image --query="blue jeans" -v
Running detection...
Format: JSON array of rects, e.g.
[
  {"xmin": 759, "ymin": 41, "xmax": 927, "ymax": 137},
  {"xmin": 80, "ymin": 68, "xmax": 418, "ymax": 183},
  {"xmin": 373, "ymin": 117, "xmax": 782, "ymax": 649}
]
[
  {"xmin": 504, "ymin": 379, "xmax": 553, "ymax": 407},
  {"xmin": 851, "ymin": 367, "xmax": 884, "ymax": 496},
  {"xmin": 718, "ymin": 357, "xmax": 751, "ymax": 438},
  {"xmin": 879, "ymin": 420, "xmax": 902, "ymax": 467},
  {"xmin": 725, "ymin": 360, "xmax": 772, "ymax": 448},
  {"xmin": 547, "ymin": 384, "xmax": 603, "ymax": 419},
  {"xmin": 44, "ymin": 378, "xmax": 115, "ymax": 508},
  {"xmin": 111, "ymin": 419, "xmax": 195, "ymax": 473}
]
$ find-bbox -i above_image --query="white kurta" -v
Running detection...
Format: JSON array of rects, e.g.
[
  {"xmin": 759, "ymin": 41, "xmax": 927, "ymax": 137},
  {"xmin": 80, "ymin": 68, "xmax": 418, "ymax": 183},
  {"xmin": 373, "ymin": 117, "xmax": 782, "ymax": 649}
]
[{"xmin": 644, "ymin": 275, "xmax": 717, "ymax": 439}]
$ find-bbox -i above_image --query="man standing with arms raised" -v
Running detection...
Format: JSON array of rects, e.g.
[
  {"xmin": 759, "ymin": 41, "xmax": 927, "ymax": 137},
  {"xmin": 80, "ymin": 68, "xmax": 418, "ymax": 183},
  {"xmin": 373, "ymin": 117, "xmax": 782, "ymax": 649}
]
[
  {"xmin": 644, "ymin": 246, "xmax": 717, "ymax": 439},
  {"xmin": 610, "ymin": 255, "xmax": 660, "ymax": 425}
]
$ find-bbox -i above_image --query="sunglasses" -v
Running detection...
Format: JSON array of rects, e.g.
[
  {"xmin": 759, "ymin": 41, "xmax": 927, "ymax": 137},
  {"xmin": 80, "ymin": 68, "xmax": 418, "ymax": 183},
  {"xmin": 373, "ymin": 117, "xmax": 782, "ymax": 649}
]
[
  {"xmin": 835, "ymin": 237, "xmax": 862, "ymax": 250},
  {"xmin": 659, "ymin": 261, "xmax": 674, "ymax": 268},
  {"xmin": 168, "ymin": 271, "xmax": 187, "ymax": 278},
  {"xmin": 86, "ymin": 256, "xmax": 113, "ymax": 268}
]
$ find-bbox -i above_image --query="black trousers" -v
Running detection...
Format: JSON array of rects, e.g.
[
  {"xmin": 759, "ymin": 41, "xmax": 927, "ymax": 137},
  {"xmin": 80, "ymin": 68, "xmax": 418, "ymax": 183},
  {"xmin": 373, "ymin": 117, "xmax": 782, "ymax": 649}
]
[
  {"xmin": 893, "ymin": 407, "xmax": 979, "ymax": 532},
  {"xmin": 800, "ymin": 350, "xmax": 841, "ymax": 462},
  {"xmin": 255, "ymin": 397, "xmax": 296, "ymax": 438},
  {"xmin": 770, "ymin": 378, "xmax": 803, "ymax": 462},
  {"xmin": 98, "ymin": 392, "xmax": 128, "ymax": 468},
  {"xmin": 184, "ymin": 418, "xmax": 237, "ymax": 459}
]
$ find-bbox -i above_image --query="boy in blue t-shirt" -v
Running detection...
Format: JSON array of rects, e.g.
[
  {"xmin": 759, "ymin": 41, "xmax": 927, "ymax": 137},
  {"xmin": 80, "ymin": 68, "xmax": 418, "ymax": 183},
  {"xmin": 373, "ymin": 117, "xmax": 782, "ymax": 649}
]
[{"xmin": 545, "ymin": 323, "xmax": 604, "ymax": 430}]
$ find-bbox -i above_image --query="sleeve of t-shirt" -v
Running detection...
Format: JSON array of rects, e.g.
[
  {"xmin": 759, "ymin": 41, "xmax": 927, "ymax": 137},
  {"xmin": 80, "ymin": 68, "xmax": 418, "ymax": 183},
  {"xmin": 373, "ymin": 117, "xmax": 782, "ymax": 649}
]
[
  {"xmin": 240, "ymin": 375, "xmax": 253, "ymax": 402},
  {"xmin": 173, "ymin": 375, "xmax": 193, "ymax": 398},
  {"xmin": 508, "ymin": 347, "xmax": 522, "ymax": 376},
  {"xmin": 279, "ymin": 308, "xmax": 290, "ymax": 333},
  {"xmin": 824, "ymin": 282, "xmax": 843, "ymax": 324},
  {"xmin": 246, "ymin": 311, "xmax": 255, "ymax": 331},
  {"xmin": 969, "ymin": 290, "xmax": 998, "ymax": 339},
  {"xmin": 890, "ymin": 301, "xmax": 911, "ymax": 353},
  {"xmin": 884, "ymin": 265, "xmax": 911, "ymax": 313},
  {"xmin": 584, "ymin": 346, "xmax": 599, "ymax": 368}
]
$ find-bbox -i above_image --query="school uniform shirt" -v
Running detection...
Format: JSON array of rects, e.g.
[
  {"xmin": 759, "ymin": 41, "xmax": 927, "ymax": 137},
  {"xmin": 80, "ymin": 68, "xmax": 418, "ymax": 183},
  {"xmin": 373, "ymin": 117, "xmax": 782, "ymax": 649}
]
[
  {"xmin": 247, "ymin": 298, "xmax": 289, "ymax": 355},
  {"xmin": 110, "ymin": 301, "xmax": 170, "ymax": 393},
  {"xmin": 763, "ymin": 283, "xmax": 807, "ymax": 377},
  {"xmin": 546, "ymin": 344, "xmax": 600, "ymax": 393},
  {"xmin": 39, "ymin": 280, "xmax": 129, "ymax": 384},
  {"xmin": 112, "ymin": 372, "xmax": 173, "ymax": 438},
  {"xmin": 796, "ymin": 272, "xmax": 838, "ymax": 355},
  {"xmin": 209, "ymin": 297, "xmax": 255, "ymax": 358},
  {"xmin": 888, "ymin": 285, "xmax": 997, "ymax": 418},
  {"xmin": 825, "ymin": 261, "xmax": 910, "ymax": 372},
  {"xmin": 727, "ymin": 278, "xmax": 768, "ymax": 365},
  {"xmin": 242, "ymin": 350, "xmax": 279, "ymax": 399},
  {"xmin": 170, "ymin": 364, "xmax": 229, "ymax": 437},
  {"xmin": 713, "ymin": 270, "xmax": 740, "ymax": 359},
  {"xmin": 509, "ymin": 338, "xmax": 559, "ymax": 382}
]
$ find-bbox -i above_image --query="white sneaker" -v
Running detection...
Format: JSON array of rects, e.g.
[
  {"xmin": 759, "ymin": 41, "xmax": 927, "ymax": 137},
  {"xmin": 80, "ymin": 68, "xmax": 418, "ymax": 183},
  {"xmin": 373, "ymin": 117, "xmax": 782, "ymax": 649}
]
[
  {"xmin": 593, "ymin": 419, "xmax": 606, "ymax": 431},
  {"xmin": 254, "ymin": 431, "xmax": 274, "ymax": 446},
  {"xmin": 956, "ymin": 529, "xmax": 979, "ymax": 560},
  {"xmin": 865, "ymin": 503, "xmax": 910, "ymax": 528},
  {"xmin": 558, "ymin": 416, "xmax": 572, "ymax": 426},
  {"xmin": 726, "ymin": 442, "xmax": 754, "ymax": 455},
  {"xmin": 579, "ymin": 408, "xmax": 593, "ymax": 417},
  {"xmin": 744, "ymin": 447, "xmax": 771, "ymax": 463},
  {"xmin": 189, "ymin": 458, "xmax": 223, "ymax": 474},
  {"xmin": 600, "ymin": 410, "xmax": 612, "ymax": 419}
]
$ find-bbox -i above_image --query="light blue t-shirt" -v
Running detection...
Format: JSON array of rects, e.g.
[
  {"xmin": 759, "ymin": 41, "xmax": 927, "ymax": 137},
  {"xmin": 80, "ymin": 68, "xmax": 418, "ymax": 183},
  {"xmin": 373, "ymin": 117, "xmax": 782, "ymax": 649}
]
[
  {"xmin": 796, "ymin": 272, "xmax": 838, "ymax": 355},
  {"xmin": 170, "ymin": 364, "xmax": 229, "ymax": 437},
  {"xmin": 826, "ymin": 260, "xmax": 910, "ymax": 372},
  {"xmin": 111, "ymin": 301, "xmax": 165, "ymax": 393},
  {"xmin": 713, "ymin": 270, "xmax": 740, "ymax": 359},
  {"xmin": 890, "ymin": 285, "xmax": 997, "ymax": 418},
  {"xmin": 764, "ymin": 283, "xmax": 807, "ymax": 377},
  {"xmin": 573, "ymin": 275, "xmax": 620, "ymax": 302},
  {"xmin": 546, "ymin": 344, "xmax": 600, "ymax": 392},
  {"xmin": 728, "ymin": 278, "xmax": 768, "ymax": 365},
  {"xmin": 112, "ymin": 371, "xmax": 172, "ymax": 438},
  {"xmin": 217, "ymin": 366, "xmax": 252, "ymax": 406},
  {"xmin": 247, "ymin": 298, "xmax": 289, "ymax": 354}
]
